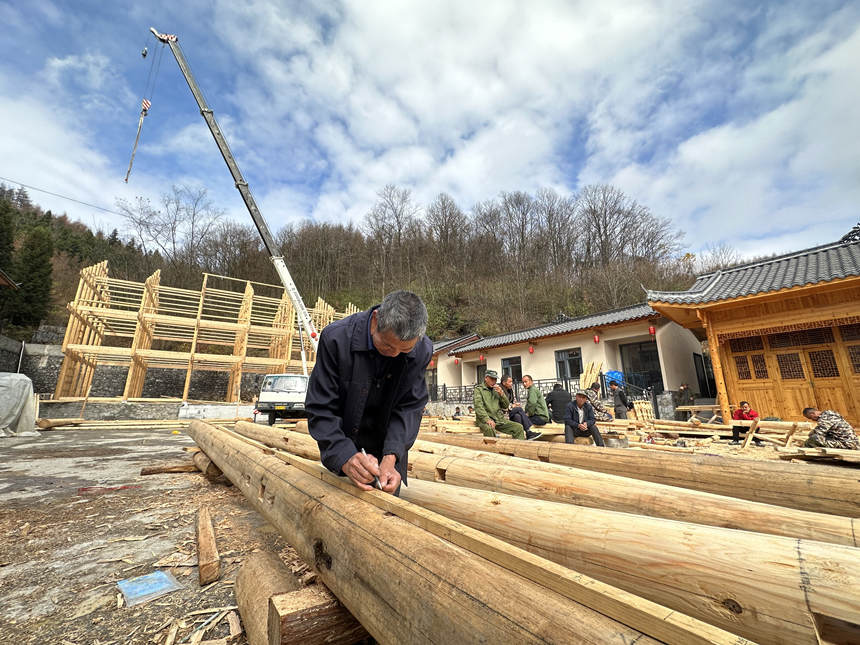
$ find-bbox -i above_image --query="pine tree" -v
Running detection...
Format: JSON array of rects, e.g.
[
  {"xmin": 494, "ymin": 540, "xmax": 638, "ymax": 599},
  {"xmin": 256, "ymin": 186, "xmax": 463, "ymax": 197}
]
[
  {"xmin": 0, "ymin": 200, "xmax": 17, "ymax": 327},
  {"xmin": 9, "ymin": 225, "xmax": 53, "ymax": 327}
]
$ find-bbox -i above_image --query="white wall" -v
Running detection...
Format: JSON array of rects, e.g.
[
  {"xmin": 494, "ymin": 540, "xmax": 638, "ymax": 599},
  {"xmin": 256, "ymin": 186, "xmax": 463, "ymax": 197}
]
[{"xmin": 655, "ymin": 322, "xmax": 702, "ymax": 390}]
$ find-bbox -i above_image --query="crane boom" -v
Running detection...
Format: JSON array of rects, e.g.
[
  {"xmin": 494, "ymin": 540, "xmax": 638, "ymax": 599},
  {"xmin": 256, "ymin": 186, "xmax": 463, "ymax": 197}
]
[{"xmin": 149, "ymin": 27, "xmax": 319, "ymax": 362}]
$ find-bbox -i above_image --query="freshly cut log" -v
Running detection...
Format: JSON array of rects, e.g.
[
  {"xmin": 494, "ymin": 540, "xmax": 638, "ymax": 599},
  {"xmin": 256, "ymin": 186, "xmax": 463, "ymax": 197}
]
[
  {"xmin": 36, "ymin": 417, "xmax": 85, "ymax": 429},
  {"xmin": 139, "ymin": 461, "xmax": 198, "ymax": 475},
  {"xmin": 401, "ymin": 479, "xmax": 860, "ymax": 645},
  {"xmin": 269, "ymin": 586, "xmax": 370, "ymax": 645},
  {"xmin": 196, "ymin": 506, "xmax": 220, "ymax": 585},
  {"xmin": 188, "ymin": 421, "xmax": 663, "ymax": 645},
  {"xmin": 236, "ymin": 423, "xmax": 857, "ymax": 546},
  {"xmin": 237, "ymin": 552, "xmax": 300, "ymax": 645},
  {"xmin": 417, "ymin": 432, "xmax": 860, "ymax": 517},
  {"xmin": 220, "ymin": 422, "xmax": 744, "ymax": 645}
]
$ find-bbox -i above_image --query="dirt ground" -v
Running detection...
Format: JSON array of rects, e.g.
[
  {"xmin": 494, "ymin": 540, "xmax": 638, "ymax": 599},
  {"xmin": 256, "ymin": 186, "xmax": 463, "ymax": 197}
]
[{"xmin": 0, "ymin": 428, "xmax": 303, "ymax": 645}]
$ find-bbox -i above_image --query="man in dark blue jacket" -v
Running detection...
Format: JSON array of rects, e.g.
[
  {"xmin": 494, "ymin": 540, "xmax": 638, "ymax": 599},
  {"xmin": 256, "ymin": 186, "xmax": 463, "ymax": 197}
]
[
  {"xmin": 564, "ymin": 390, "xmax": 605, "ymax": 446},
  {"xmin": 305, "ymin": 290, "xmax": 432, "ymax": 495}
]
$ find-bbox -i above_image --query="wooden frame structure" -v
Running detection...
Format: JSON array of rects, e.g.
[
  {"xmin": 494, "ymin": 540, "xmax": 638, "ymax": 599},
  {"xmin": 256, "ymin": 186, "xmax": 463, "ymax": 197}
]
[{"xmin": 55, "ymin": 262, "xmax": 358, "ymax": 402}]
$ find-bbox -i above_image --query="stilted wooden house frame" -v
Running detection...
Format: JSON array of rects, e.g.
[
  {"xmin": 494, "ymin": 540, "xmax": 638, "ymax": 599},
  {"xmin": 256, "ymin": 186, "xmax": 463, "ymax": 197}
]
[{"xmin": 55, "ymin": 262, "xmax": 359, "ymax": 402}]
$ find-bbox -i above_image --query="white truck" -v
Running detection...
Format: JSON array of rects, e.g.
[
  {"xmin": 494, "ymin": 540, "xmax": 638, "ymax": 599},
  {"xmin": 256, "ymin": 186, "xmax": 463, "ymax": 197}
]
[{"xmin": 256, "ymin": 374, "xmax": 309, "ymax": 425}]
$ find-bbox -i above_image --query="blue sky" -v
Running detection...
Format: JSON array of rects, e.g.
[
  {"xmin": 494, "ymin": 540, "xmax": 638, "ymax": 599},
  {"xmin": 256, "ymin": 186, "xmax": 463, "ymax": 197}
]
[{"xmin": 1, "ymin": 0, "xmax": 859, "ymax": 258}]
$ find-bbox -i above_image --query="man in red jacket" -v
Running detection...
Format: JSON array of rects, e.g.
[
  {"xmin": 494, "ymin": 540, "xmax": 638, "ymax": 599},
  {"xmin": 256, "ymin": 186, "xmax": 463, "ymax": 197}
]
[{"xmin": 730, "ymin": 401, "xmax": 761, "ymax": 445}]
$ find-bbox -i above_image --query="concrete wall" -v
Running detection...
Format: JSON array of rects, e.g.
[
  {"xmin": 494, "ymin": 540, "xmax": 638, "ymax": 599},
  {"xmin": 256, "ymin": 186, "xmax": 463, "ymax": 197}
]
[{"xmin": 655, "ymin": 322, "xmax": 703, "ymax": 391}]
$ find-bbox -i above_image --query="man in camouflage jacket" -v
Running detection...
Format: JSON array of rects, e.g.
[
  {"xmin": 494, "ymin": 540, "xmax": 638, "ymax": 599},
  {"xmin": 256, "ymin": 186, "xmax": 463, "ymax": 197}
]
[
  {"xmin": 802, "ymin": 408, "xmax": 859, "ymax": 450},
  {"xmin": 585, "ymin": 382, "xmax": 613, "ymax": 422}
]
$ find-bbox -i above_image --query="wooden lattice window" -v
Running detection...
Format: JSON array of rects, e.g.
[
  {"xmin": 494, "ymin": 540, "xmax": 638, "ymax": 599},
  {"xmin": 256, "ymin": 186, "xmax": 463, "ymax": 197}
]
[
  {"xmin": 840, "ymin": 324, "xmax": 860, "ymax": 341},
  {"xmin": 808, "ymin": 349, "xmax": 840, "ymax": 378},
  {"xmin": 750, "ymin": 354, "xmax": 769, "ymax": 379},
  {"xmin": 733, "ymin": 355, "xmax": 752, "ymax": 380},
  {"xmin": 768, "ymin": 328, "xmax": 834, "ymax": 348},
  {"xmin": 728, "ymin": 336, "xmax": 764, "ymax": 353},
  {"xmin": 848, "ymin": 346, "xmax": 860, "ymax": 374},
  {"xmin": 776, "ymin": 353, "xmax": 805, "ymax": 379}
]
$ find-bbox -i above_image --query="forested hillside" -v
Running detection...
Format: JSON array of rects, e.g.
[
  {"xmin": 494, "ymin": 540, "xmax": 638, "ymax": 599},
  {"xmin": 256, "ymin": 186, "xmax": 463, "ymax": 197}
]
[{"xmin": 0, "ymin": 182, "xmax": 737, "ymax": 341}]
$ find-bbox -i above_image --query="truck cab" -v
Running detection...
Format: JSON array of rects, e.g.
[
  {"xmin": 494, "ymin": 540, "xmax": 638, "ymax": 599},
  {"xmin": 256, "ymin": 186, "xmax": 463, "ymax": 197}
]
[{"xmin": 256, "ymin": 373, "xmax": 309, "ymax": 425}]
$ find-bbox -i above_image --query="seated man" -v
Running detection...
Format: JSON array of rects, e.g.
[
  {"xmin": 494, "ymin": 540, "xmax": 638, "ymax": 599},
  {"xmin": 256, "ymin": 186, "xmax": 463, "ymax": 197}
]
[
  {"xmin": 499, "ymin": 375, "xmax": 542, "ymax": 440},
  {"xmin": 521, "ymin": 375, "xmax": 549, "ymax": 433},
  {"xmin": 585, "ymin": 382, "xmax": 613, "ymax": 422},
  {"xmin": 544, "ymin": 382, "xmax": 572, "ymax": 423},
  {"xmin": 473, "ymin": 370, "xmax": 526, "ymax": 440},
  {"xmin": 564, "ymin": 390, "xmax": 605, "ymax": 447},
  {"xmin": 730, "ymin": 400, "xmax": 762, "ymax": 445},
  {"xmin": 451, "ymin": 406, "xmax": 462, "ymax": 420},
  {"xmin": 802, "ymin": 408, "xmax": 859, "ymax": 449}
]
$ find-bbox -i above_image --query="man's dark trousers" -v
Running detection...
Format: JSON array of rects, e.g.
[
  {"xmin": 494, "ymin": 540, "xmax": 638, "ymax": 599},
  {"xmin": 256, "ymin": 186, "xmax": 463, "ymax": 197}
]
[{"xmin": 564, "ymin": 423, "xmax": 604, "ymax": 446}]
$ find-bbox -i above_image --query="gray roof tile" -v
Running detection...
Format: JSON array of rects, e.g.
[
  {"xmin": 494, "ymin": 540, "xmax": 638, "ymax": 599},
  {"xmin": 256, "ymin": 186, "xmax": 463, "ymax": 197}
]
[
  {"xmin": 647, "ymin": 240, "xmax": 860, "ymax": 305},
  {"xmin": 450, "ymin": 303, "xmax": 656, "ymax": 354},
  {"xmin": 432, "ymin": 334, "xmax": 479, "ymax": 354}
]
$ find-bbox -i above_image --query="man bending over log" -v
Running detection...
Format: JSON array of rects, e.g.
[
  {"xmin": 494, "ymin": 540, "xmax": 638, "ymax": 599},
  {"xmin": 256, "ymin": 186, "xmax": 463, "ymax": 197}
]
[
  {"xmin": 306, "ymin": 291, "xmax": 432, "ymax": 494},
  {"xmin": 802, "ymin": 407, "xmax": 860, "ymax": 450}
]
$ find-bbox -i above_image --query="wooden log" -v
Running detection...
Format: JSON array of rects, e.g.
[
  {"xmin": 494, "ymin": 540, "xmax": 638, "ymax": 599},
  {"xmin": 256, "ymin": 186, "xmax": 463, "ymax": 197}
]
[
  {"xmin": 416, "ymin": 432, "xmax": 860, "ymax": 517},
  {"xmin": 400, "ymin": 479, "xmax": 860, "ymax": 645},
  {"xmin": 233, "ymin": 423, "xmax": 858, "ymax": 546},
  {"xmin": 196, "ymin": 506, "xmax": 221, "ymax": 585},
  {"xmin": 139, "ymin": 462, "xmax": 198, "ymax": 475},
  {"xmin": 36, "ymin": 417, "xmax": 85, "ymax": 429},
  {"xmin": 628, "ymin": 442, "xmax": 695, "ymax": 453},
  {"xmin": 740, "ymin": 418, "xmax": 760, "ymax": 451},
  {"xmin": 187, "ymin": 420, "xmax": 665, "ymax": 645},
  {"xmin": 269, "ymin": 586, "xmax": 369, "ymax": 645},
  {"xmin": 236, "ymin": 552, "xmax": 301, "ymax": 645},
  {"xmin": 192, "ymin": 450, "xmax": 224, "ymax": 480}
]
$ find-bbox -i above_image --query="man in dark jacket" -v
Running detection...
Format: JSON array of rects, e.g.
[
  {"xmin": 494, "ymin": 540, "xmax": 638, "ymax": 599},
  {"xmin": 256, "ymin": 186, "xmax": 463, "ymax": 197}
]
[
  {"xmin": 564, "ymin": 390, "xmax": 605, "ymax": 446},
  {"xmin": 305, "ymin": 291, "xmax": 432, "ymax": 495},
  {"xmin": 544, "ymin": 383, "xmax": 572, "ymax": 423},
  {"xmin": 609, "ymin": 380, "xmax": 630, "ymax": 420}
]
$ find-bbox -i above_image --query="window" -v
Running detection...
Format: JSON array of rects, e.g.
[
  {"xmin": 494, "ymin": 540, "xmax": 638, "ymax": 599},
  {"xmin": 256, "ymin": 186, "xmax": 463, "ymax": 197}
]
[
  {"xmin": 776, "ymin": 353, "xmax": 805, "ymax": 379},
  {"xmin": 768, "ymin": 328, "xmax": 834, "ymax": 348},
  {"xmin": 501, "ymin": 356, "xmax": 522, "ymax": 381},
  {"xmin": 261, "ymin": 375, "xmax": 308, "ymax": 392},
  {"xmin": 729, "ymin": 336, "xmax": 764, "ymax": 353},
  {"xmin": 555, "ymin": 348, "xmax": 582, "ymax": 380},
  {"xmin": 808, "ymin": 350, "xmax": 840, "ymax": 378},
  {"xmin": 848, "ymin": 346, "xmax": 860, "ymax": 373},
  {"xmin": 839, "ymin": 324, "xmax": 860, "ymax": 341},
  {"xmin": 734, "ymin": 355, "xmax": 752, "ymax": 380},
  {"xmin": 750, "ymin": 354, "xmax": 769, "ymax": 379}
]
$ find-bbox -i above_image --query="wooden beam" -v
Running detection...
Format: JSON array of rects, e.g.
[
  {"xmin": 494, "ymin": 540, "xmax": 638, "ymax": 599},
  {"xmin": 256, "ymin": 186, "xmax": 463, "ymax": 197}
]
[
  {"xmin": 139, "ymin": 462, "xmax": 198, "ymax": 475},
  {"xmin": 189, "ymin": 421, "xmax": 730, "ymax": 645},
  {"xmin": 269, "ymin": 586, "xmax": 369, "ymax": 645},
  {"xmin": 700, "ymin": 310, "xmax": 731, "ymax": 423},
  {"xmin": 236, "ymin": 551, "xmax": 300, "ymax": 645},
  {"xmin": 36, "ymin": 418, "xmax": 85, "ymax": 429},
  {"xmin": 196, "ymin": 506, "xmax": 221, "ymax": 586},
  {"xmin": 415, "ymin": 432, "xmax": 860, "ymax": 517},
  {"xmin": 740, "ymin": 417, "xmax": 760, "ymax": 451},
  {"xmin": 400, "ymin": 478, "xmax": 860, "ymax": 645}
]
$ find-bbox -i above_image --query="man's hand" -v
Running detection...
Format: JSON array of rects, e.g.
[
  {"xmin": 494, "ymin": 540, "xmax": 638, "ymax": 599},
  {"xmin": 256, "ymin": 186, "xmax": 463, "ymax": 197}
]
[
  {"xmin": 343, "ymin": 451, "xmax": 381, "ymax": 491},
  {"xmin": 492, "ymin": 384, "xmax": 504, "ymax": 396},
  {"xmin": 486, "ymin": 418, "xmax": 496, "ymax": 429},
  {"xmin": 378, "ymin": 454, "xmax": 401, "ymax": 494},
  {"xmin": 578, "ymin": 422, "xmax": 587, "ymax": 431}
]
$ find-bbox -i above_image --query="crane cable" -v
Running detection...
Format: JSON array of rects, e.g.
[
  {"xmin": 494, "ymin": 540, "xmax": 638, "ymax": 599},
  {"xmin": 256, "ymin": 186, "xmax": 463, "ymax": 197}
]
[{"xmin": 124, "ymin": 38, "xmax": 165, "ymax": 183}]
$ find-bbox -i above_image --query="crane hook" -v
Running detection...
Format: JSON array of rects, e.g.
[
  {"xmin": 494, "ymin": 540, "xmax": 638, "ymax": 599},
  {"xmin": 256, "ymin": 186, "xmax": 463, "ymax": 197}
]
[{"xmin": 141, "ymin": 47, "xmax": 148, "ymax": 59}]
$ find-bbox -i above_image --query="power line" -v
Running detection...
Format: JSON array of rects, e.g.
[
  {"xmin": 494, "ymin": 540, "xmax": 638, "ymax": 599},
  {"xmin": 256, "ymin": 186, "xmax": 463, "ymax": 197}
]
[{"xmin": 0, "ymin": 175, "xmax": 126, "ymax": 217}]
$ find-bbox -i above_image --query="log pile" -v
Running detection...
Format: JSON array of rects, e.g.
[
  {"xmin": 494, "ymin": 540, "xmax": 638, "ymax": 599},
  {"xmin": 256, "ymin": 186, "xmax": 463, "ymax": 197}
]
[{"xmin": 184, "ymin": 420, "xmax": 860, "ymax": 644}]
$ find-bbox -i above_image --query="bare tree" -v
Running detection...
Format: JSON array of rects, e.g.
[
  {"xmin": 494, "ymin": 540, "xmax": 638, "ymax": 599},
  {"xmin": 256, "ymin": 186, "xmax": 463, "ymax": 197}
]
[{"xmin": 695, "ymin": 242, "xmax": 742, "ymax": 273}]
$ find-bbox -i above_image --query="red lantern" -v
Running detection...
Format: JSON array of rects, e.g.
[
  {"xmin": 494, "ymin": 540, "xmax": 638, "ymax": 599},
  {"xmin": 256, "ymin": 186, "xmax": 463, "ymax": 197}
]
[
  {"xmin": 593, "ymin": 334, "xmax": 600, "ymax": 344},
  {"xmin": 479, "ymin": 354, "xmax": 484, "ymax": 362},
  {"xmin": 454, "ymin": 358, "xmax": 459, "ymax": 365},
  {"xmin": 648, "ymin": 325, "xmax": 656, "ymax": 336},
  {"xmin": 429, "ymin": 358, "xmax": 435, "ymax": 367},
  {"xmin": 528, "ymin": 345, "xmax": 534, "ymax": 354}
]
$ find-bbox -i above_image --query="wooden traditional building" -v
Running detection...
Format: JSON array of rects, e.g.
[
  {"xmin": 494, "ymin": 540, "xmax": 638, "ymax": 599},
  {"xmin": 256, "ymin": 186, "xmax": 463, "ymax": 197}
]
[{"xmin": 647, "ymin": 240, "xmax": 860, "ymax": 425}]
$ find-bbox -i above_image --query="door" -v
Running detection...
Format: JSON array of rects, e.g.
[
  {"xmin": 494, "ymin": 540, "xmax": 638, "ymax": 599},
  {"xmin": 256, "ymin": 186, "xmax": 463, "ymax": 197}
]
[
  {"xmin": 476, "ymin": 364, "xmax": 487, "ymax": 383},
  {"xmin": 772, "ymin": 351, "xmax": 815, "ymax": 416},
  {"xmin": 805, "ymin": 348, "xmax": 854, "ymax": 418},
  {"xmin": 620, "ymin": 341, "xmax": 664, "ymax": 392}
]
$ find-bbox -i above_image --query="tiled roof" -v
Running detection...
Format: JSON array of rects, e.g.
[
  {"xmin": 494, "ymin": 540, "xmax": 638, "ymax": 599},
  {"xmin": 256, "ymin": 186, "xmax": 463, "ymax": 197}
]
[
  {"xmin": 450, "ymin": 303, "xmax": 656, "ymax": 354},
  {"xmin": 432, "ymin": 334, "xmax": 479, "ymax": 355},
  {"xmin": 647, "ymin": 240, "xmax": 860, "ymax": 305}
]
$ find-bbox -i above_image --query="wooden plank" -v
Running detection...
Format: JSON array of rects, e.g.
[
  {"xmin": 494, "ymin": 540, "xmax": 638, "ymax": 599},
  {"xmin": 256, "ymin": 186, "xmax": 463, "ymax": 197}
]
[
  {"xmin": 140, "ymin": 462, "xmax": 198, "ymax": 475},
  {"xmin": 269, "ymin": 586, "xmax": 369, "ymax": 645},
  {"xmin": 36, "ymin": 417, "xmax": 85, "ymax": 429},
  {"xmin": 196, "ymin": 506, "xmax": 221, "ymax": 586},
  {"xmin": 415, "ymin": 431, "xmax": 860, "ymax": 517},
  {"xmin": 187, "ymin": 421, "xmax": 669, "ymax": 645},
  {"xmin": 740, "ymin": 418, "xmax": 760, "ymax": 451},
  {"xmin": 400, "ymin": 478, "xmax": 860, "ymax": 645},
  {"xmin": 232, "ymin": 423, "xmax": 859, "ymax": 547}
]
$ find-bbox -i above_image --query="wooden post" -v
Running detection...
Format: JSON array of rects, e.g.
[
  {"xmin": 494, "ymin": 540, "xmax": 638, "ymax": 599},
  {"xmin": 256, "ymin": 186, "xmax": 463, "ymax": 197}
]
[
  {"xmin": 183, "ymin": 274, "xmax": 207, "ymax": 403},
  {"xmin": 188, "ymin": 421, "xmax": 705, "ymax": 645},
  {"xmin": 699, "ymin": 310, "xmax": 731, "ymax": 424},
  {"xmin": 196, "ymin": 506, "xmax": 221, "ymax": 585},
  {"xmin": 740, "ymin": 417, "xmax": 760, "ymax": 450},
  {"xmin": 232, "ymin": 423, "xmax": 859, "ymax": 547}
]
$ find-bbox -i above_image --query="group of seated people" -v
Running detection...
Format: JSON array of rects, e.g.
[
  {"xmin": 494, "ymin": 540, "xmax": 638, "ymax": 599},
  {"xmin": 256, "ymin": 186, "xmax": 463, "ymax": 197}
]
[
  {"xmin": 472, "ymin": 371, "xmax": 633, "ymax": 446},
  {"xmin": 732, "ymin": 401, "xmax": 859, "ymax": 450}
]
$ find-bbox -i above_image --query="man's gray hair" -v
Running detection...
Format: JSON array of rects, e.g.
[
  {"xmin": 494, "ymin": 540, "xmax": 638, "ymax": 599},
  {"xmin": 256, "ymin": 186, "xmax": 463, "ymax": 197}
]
[{"xmin": 376, "ymin": 290, "xmax": 428, "ymax": 340}]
